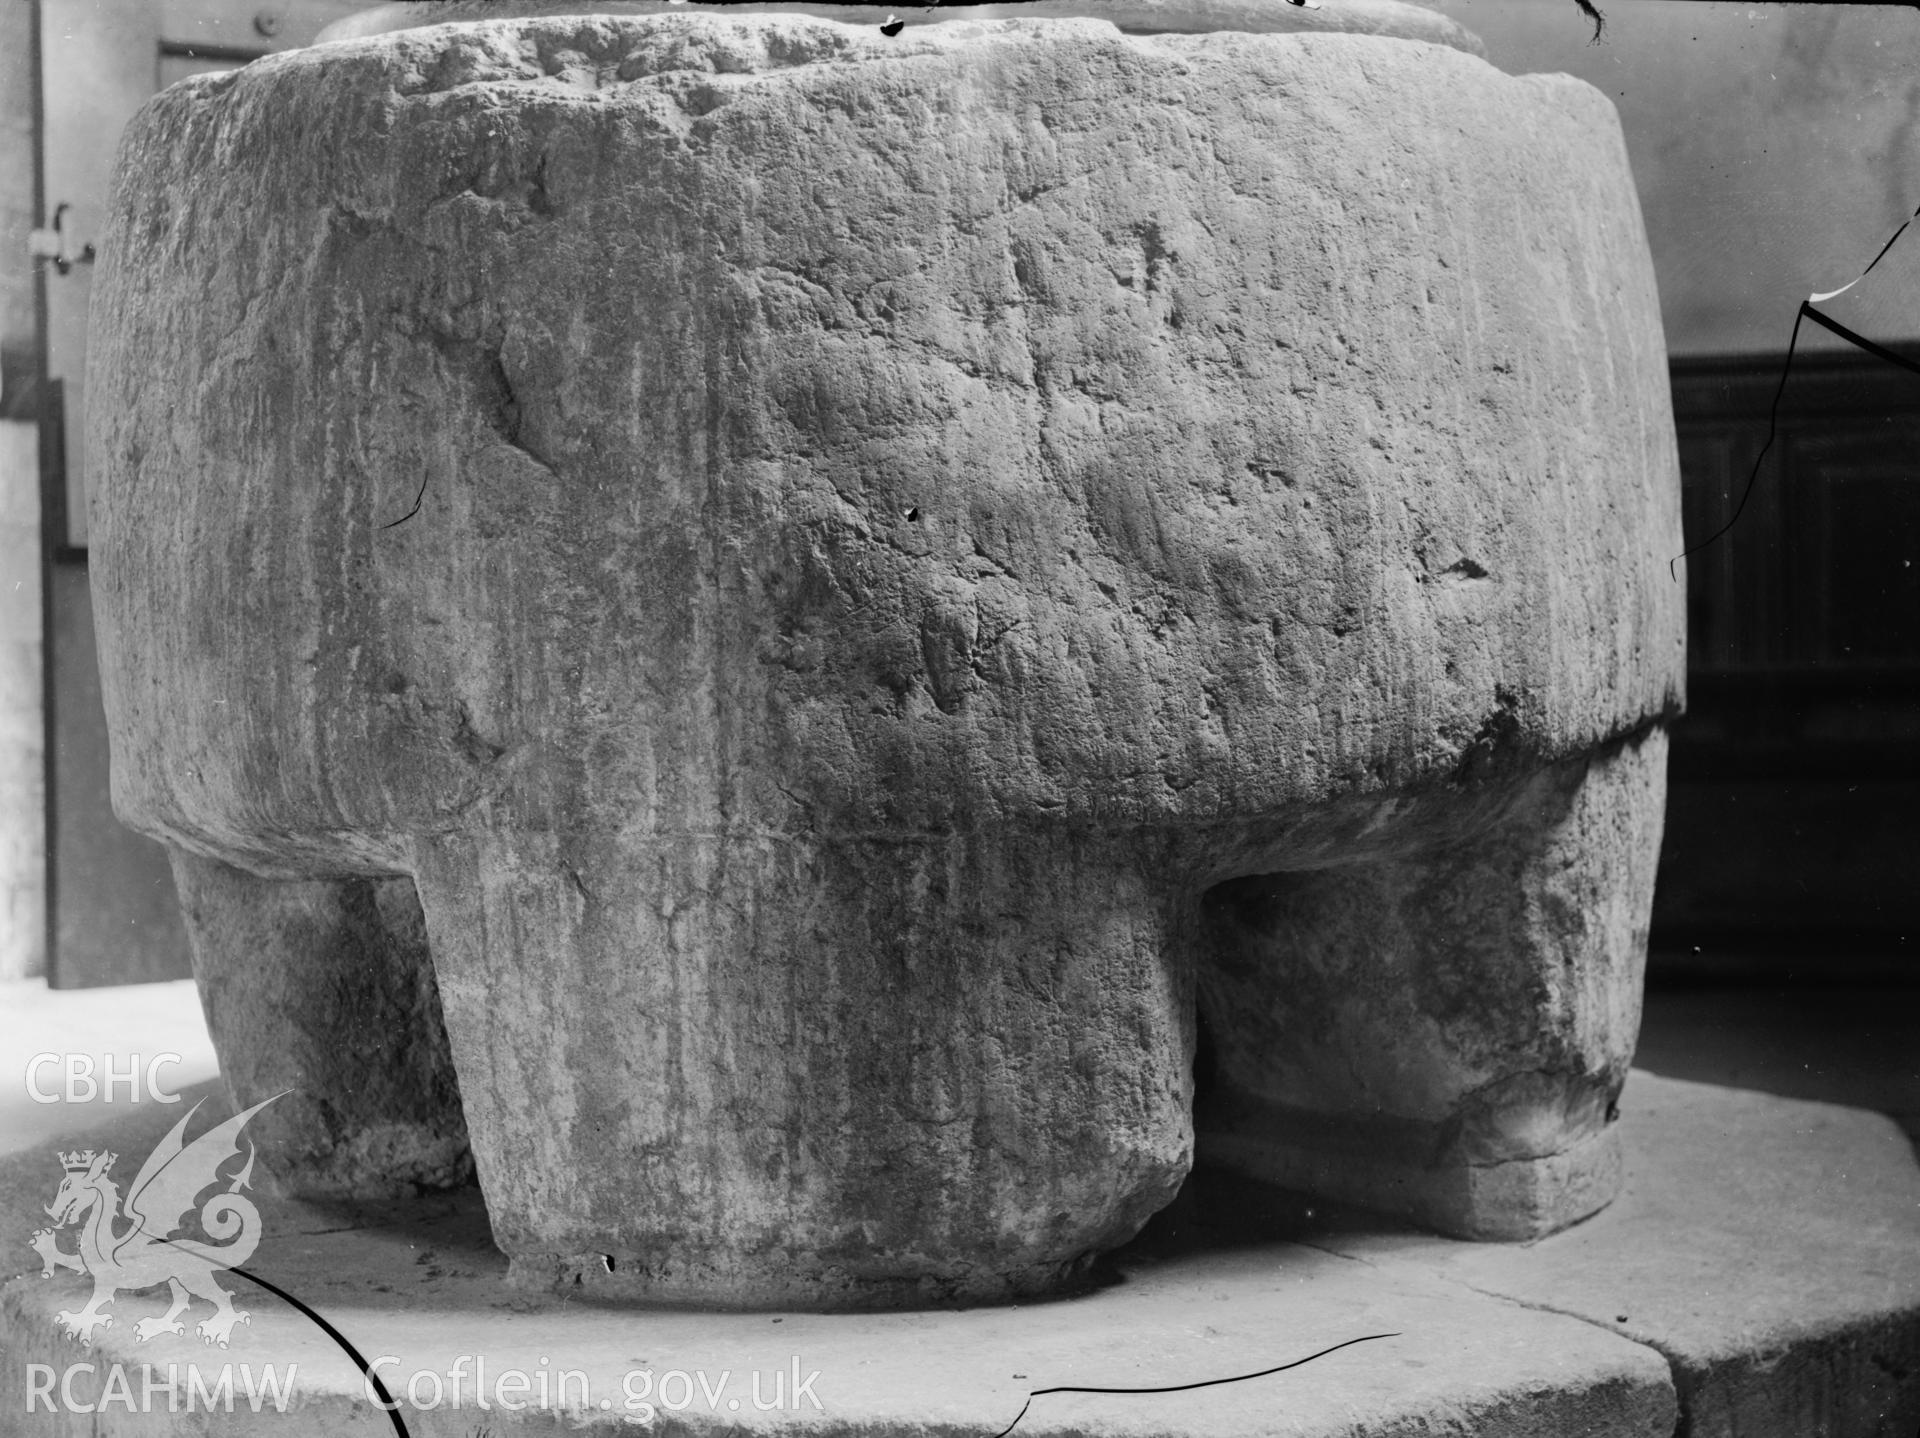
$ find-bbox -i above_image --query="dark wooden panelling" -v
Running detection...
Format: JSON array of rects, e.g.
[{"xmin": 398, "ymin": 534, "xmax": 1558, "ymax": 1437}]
[
  {"xmin": 1656, "ymin": 779, "xmax": 1920, "ymax": 947},
  {"xmin": 1655, "ymin": 349, "xmax": 1920, "ymax": 949}
]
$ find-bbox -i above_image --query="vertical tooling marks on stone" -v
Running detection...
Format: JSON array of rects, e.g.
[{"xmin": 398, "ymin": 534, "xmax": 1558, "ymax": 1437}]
[
  {"xmin": 437, "ymin": 331, "xmax": 554, "ymax": 473},
  {"xmin": 377, "ymin": 325, "xmax": 560, "ymax": 530},
  {"xmin": 88, "ymin": 15, "xmax": 1682, "ymax": 1305}
]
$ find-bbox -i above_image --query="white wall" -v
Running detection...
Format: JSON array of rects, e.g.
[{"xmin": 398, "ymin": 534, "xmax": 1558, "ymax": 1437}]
[
  {"xmin": 0, "ymin": 423, "xmax": 42, "ymax": 983},
  {"xmin": 1428, "ymin": 0, "xmax": 1920, "ymax": 356},
  {"xmin": 0, "ymin": 0, "xmax": 45, "ymax": 982}
]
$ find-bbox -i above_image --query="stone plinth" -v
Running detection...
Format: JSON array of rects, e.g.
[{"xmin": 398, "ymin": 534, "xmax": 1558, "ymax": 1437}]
[
  {"xmin": 86, "ymin": 9, "xmax": 1683, "ymax": 1307},
  {"xmin": 5, "ymin": 1073, "xmax": 1916, "ymax": 1437}
]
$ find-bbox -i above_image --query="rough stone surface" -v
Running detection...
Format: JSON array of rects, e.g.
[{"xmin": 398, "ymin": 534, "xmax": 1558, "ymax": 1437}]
[
  {"xmin": 1197, "ymin": 728, "xmax": 1666, "ymax": 1238},
  {"xmin": 317, "ymin": 0, "xmax": 1491, "ymax": 57},
  {"xmin": 168, "ymin": 854, "xmax": 472, "ymax": 1199},
  {"xmin": 87, "ymin": 12, "xmax": 1683, "ymax": 1305}
]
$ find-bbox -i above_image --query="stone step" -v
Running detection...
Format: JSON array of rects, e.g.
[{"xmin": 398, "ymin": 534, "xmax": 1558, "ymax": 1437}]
[{"xmin": 3, "ymin": 1070, "xmax": 1913, "ymax": 1436}]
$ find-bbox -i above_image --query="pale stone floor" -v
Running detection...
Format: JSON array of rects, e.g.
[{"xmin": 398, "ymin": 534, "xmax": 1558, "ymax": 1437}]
[
  {"xmin": 1, "ymin": 963, "xmax": 1914, "ymax": 1437},
  {"xmin": 0, "ymin": 978, "xmax": 219, "ymax": 1159},
  {"xmin": 3, "ymin": 960, "xmax": 1914, "ymax": 1155}
]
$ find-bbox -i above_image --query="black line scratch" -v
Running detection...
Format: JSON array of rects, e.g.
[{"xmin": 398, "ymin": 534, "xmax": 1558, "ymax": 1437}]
[
  {"xmin": 133, "ymin": 1233, "xmax": 411, "ymax": 1437},
  {"xmin": 110, "ymin": 1098, "xmax": 412, "ymax": 1434},
  {"xmin": 228, "ymin": 1264, "xmax": 412, "ymax": 1437},
  {"xmin": 1671, "ymin": 197, "xmax": 1920, "ymax": 579},
  {"xmin": 988, "ymin": 1332, "xmax": 1399, "ymax": 1438},
  {"xmin": 1670, "ymin": 303, "xmax": 1920, "ymax": 580},
  {"xmin": 380, "ymin": 474, "xmax": 429, "ymax": 531}
]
